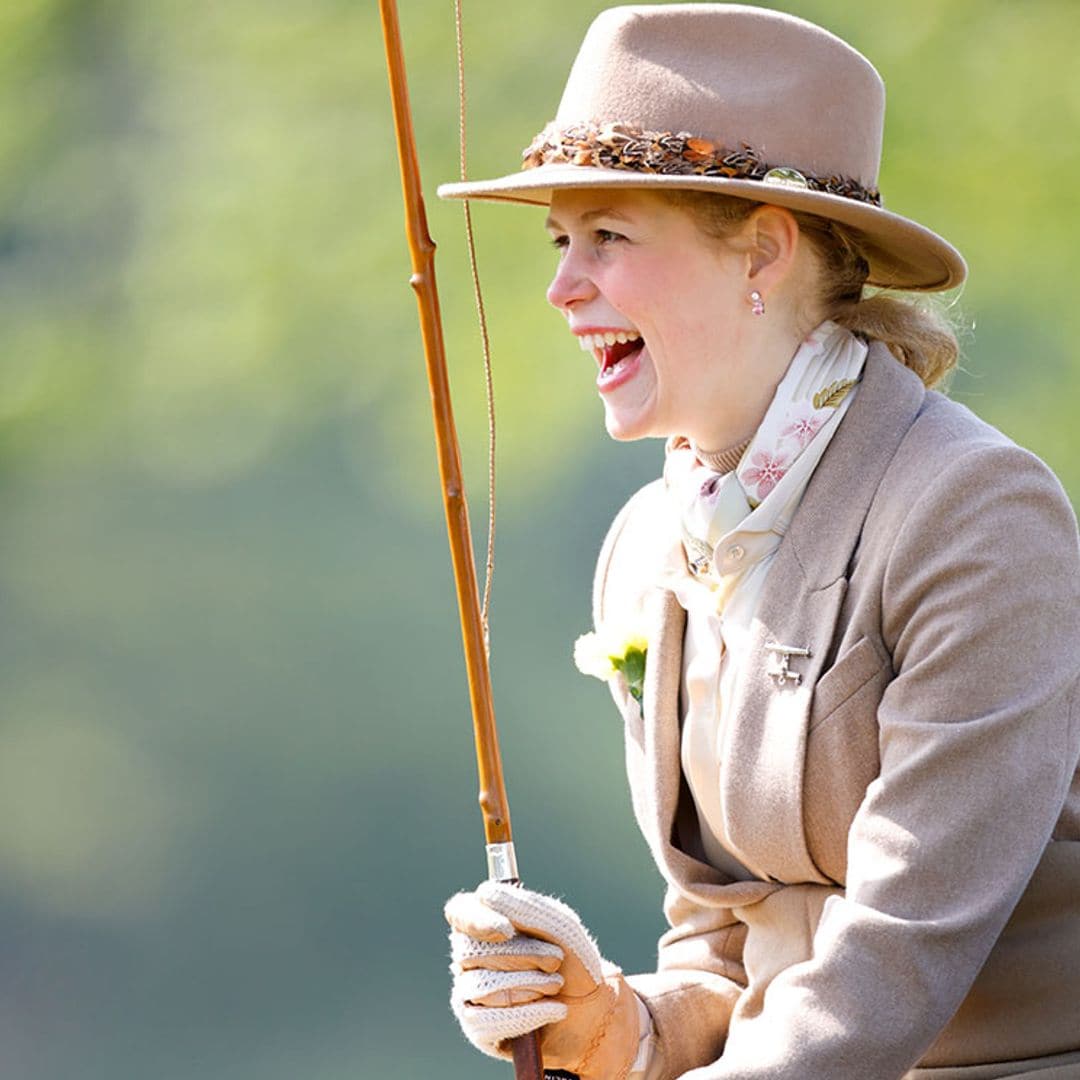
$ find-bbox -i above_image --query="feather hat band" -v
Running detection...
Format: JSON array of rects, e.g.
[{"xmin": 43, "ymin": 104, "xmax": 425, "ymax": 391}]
[{"xmin": 438, "ymin": 3, "xmax": 966, "ymax": 291}]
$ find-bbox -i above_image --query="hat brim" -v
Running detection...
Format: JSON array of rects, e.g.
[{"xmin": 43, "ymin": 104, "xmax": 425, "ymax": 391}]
[{"xmin": 438, "ymin": 164, "xmax": 965, "ymax": 292}]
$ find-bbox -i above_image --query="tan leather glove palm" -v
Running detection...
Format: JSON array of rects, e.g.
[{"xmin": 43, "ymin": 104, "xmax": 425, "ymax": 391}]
[{"xmin": 446, "ymin": 881, "xmax": 639, "ymax": 1080}]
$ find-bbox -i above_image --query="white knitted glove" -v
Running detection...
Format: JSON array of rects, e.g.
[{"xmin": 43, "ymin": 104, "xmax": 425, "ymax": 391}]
[{"xmin": 446, "ymin": 881, "xmax": 639, "ymax": 1080}]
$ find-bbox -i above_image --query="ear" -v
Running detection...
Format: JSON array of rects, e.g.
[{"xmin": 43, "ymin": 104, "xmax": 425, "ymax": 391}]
[{"xmin": 744, "ymin": 205, "xmax": 801, "ymax": 288}]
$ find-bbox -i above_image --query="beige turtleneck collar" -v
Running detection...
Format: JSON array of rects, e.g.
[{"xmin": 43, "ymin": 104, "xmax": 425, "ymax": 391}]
[{"xmin": 692, "ymin": 438, "xmax": 751, "ymax": 475}]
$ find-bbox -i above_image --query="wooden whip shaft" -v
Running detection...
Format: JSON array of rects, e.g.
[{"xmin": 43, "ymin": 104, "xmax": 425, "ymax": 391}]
[
  {"xmin": 378, "ymin": 0, "xmax": 510, "ymax": 847},
  {"xmin": 377, "ymin": 4, "xmax": 543, "ymax": 1077}
]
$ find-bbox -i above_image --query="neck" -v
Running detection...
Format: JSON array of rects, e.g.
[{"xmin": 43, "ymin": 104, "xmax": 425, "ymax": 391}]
[{"xmin": 688, "ymin": 314, "xmax": 824, "ymax": 451}]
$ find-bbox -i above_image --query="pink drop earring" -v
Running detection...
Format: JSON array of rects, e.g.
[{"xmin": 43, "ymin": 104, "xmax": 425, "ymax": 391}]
[{"xmin": 749, "ymin": 290, "xmax": 765, "ymax": 317}]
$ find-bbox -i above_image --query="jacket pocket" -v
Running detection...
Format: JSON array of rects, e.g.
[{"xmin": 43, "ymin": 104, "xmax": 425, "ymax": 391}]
[
  {"xmin": 804, "ymin": 637, "xmax": 892, "ymax": 883},
  {"xmin": 809, "ymin": 636, "xmax": 890, "ymax": 730}
]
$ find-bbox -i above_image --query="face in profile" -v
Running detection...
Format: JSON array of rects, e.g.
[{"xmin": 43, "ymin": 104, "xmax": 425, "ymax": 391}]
[{"xmin": 545, "ymin": 188, "xmax": 774, "ymax": 450}]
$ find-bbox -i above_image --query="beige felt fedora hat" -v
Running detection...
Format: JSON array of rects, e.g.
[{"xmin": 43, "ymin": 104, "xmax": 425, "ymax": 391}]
[{"xmin": 438, "ymin": 3, "xmax": 966, "ymax": 291}]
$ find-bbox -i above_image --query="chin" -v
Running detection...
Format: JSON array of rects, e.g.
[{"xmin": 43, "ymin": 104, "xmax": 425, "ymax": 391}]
[{"xmin": 603, "ymin": 409, "xmax": 658, "ymax": 443}]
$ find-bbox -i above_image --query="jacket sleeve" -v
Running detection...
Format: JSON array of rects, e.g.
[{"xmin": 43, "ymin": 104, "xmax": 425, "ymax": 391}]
[
  {"xmin": 688, "ymin": 443, "xmax": 1080, "ymax": 1079},
  {"xmin": 625, "ymin": 882, "xmax": 748, "ymax": 1078}
]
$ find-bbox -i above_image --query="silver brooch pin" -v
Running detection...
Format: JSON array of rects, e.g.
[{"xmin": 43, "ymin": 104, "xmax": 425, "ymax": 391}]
[{"xmin": 765, "ymin": 642, "xmax": 811, "ymax": 687}]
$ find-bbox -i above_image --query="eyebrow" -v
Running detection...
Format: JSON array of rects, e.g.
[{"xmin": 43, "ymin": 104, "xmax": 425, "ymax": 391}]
[{"xmin": 544, "ymin": 206, "xmax": 634, "ymax": 231}]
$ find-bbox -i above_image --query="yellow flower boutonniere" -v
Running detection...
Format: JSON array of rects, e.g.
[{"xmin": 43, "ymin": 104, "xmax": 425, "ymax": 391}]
[{"xmin": 573, "ymin": 623, "xmax": 648, "ymax": 703}]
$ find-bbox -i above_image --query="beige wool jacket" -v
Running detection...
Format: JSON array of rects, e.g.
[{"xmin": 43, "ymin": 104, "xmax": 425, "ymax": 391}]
[{"xmin": 592, "ymin": 345, "xmax": 1080, "ymax": 1080}]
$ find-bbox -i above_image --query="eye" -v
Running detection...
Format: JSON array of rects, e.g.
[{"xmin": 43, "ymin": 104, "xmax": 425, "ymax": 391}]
[
  {"xmin": 594, "ymin": 228, "xmax": 624, "ymax": 245},
  {"xmin": 549, "ymin": 234, "xmax": 569, "ymax": 252}
]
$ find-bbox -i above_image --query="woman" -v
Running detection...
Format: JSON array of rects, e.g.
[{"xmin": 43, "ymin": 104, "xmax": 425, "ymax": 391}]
[{"xmin": 438, "ymin": 6, "xmax": 1080, "ymax": 1079}]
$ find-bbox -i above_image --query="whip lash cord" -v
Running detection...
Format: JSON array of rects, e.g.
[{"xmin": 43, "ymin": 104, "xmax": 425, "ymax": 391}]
[{"xmin": 454, "ymin": 0, "xmax": 497, "ymax": 654}]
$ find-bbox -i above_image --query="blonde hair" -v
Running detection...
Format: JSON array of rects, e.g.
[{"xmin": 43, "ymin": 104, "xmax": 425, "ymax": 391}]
[{"xmin": 665, "ymin": 190, "xmax": 959, "ymax": 388}]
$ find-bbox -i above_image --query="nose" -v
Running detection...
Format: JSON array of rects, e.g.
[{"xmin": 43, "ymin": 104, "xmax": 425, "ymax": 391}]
[{"xmin": 546, "ymin": 247, "xmax": 596, "ymax": 311}]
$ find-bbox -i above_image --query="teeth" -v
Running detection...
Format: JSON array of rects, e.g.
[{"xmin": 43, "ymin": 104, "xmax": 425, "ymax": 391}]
[
  {"xmin": 601, "ymin": 357, "xmax": 630, "ymax": 379},
  {"xmin": 575, "ymin": 330, "xmax": 641, "ymax": 351}
]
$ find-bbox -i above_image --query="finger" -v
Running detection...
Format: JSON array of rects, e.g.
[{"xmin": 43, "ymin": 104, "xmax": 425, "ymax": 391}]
[
  {"xmin": 453, "ymin": 966, "xmax": 564, "ymax": 1008},
  {"xmin": 476, "ymin": 986, "xmax": 549, "ymax": 1007},
  {"xmin": 476, "ymin": 881, "xmax": 603, "ymax": 982},
  {"xmin": 461, "ymin": 953, "xmax": 563, "ymax": 975},
  {"xmin": 450, "ymin": 995, "xmax": 568, "ymax": 1056},
  {"xmin": 444, "ymin": 890, "xmax": 515, "ymax": 942},
  {"xmin": 450, "ymin": 929, "xmax": 563, "ymax": 973}
]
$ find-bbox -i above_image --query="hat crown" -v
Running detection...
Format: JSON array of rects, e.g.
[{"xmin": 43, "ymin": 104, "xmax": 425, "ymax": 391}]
[
  {"xmin": 554, "ymin": 4, "xmax": 885, "ymax": 188},
  {"xmin": 437, "ymin": 3, "xmax": 966, "ymax": 291}
]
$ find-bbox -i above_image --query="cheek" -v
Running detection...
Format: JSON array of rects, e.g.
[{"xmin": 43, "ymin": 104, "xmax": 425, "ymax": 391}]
[{"xmin": 653, "ymin": 259, "xmax": 737, "ymax": 326}]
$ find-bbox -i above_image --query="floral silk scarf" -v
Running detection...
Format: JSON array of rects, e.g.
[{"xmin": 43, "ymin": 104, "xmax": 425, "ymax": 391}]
[{"xmin": 663, "ymin": 321, "xmax": 868, "ymax": 603}]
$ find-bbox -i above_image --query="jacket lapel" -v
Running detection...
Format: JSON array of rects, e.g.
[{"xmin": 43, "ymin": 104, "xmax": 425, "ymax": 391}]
[
  {"xmin": 712, "ymin": 344, "xmax": 927, "ymax": 883},
  {"xmin": 719, "ymin": 559, "xmax": 847, "ymax": 882},
  {"xmin": 641, "ymin": 584, "xmax": 779, "ymax": 902},
  {"xmin": 639, "ymin": 584, "xmax": 683, "ymax": 858}
]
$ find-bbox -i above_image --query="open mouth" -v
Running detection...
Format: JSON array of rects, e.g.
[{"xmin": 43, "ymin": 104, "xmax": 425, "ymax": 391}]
[{"xmin": 577, "ymin": 330, "xmax": 643, "ymax": 378}]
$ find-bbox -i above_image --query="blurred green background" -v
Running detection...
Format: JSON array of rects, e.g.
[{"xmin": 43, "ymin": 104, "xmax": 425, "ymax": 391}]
[{"xmin": 1, "ymin": 1, "xmax": 1077, "ymax": 1076}]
